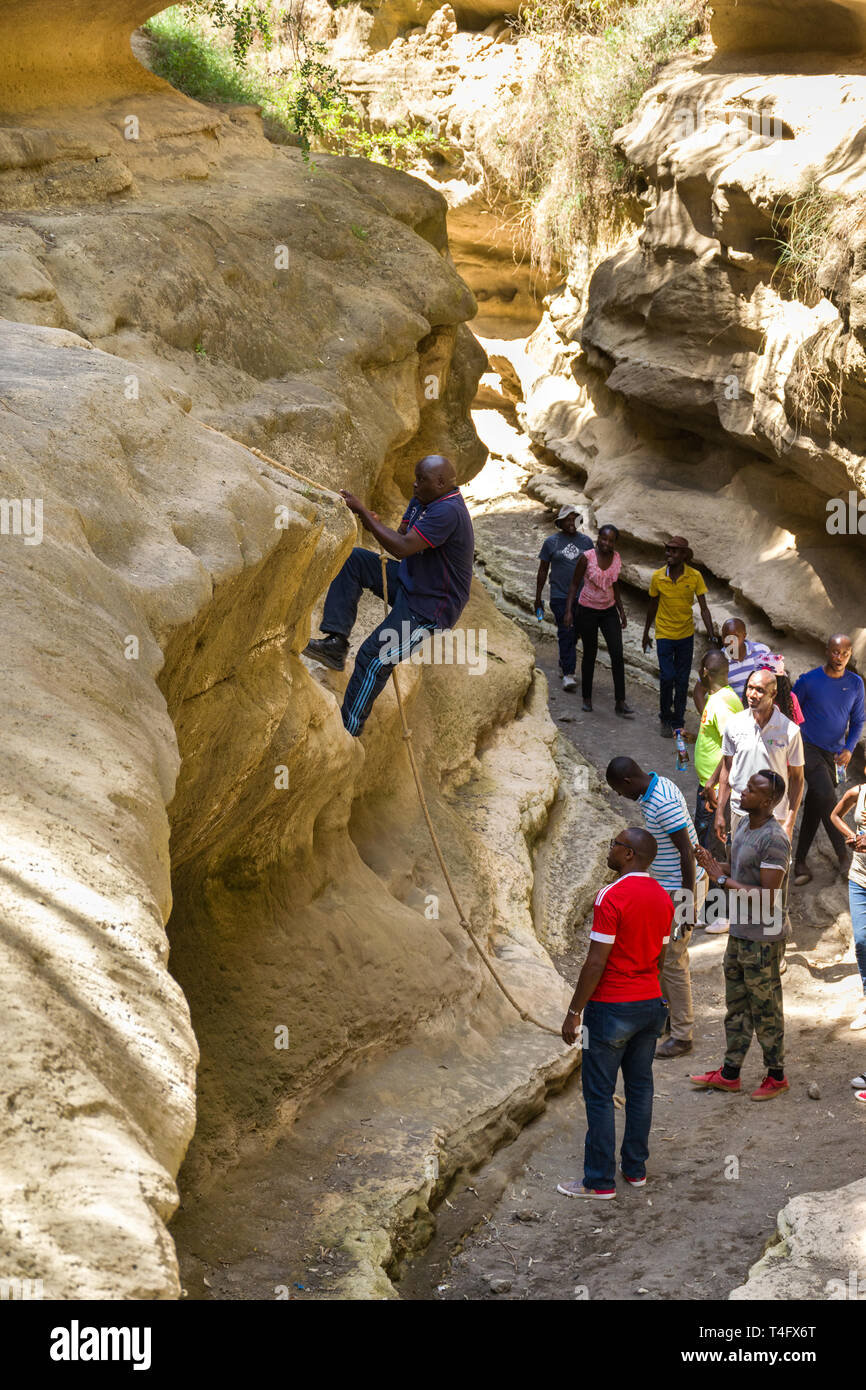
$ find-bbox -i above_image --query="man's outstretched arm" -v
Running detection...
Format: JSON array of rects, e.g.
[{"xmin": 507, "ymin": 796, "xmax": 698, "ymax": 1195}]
[{"xmin": 340, "ymin": 490, "xmax": 428, "ymax": 559}]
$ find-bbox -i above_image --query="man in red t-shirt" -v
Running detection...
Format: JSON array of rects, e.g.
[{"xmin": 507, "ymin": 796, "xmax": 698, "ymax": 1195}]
[{"xmin": 558, "ymin": 827, "xmax": 674, "ymax": 1199}]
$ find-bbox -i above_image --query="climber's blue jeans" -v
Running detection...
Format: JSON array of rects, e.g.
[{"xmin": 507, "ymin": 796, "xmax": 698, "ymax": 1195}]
[
  {"xmin": 581, "ymin": 997, "xmax": 668, "ymax": 1189},
  {"xmin": 321, "ymin": 547, "xmax": 437, "ymax": 736},
  {"xmin": 656, "ymin": 635, "xmax": 694, "ymax": 729}
]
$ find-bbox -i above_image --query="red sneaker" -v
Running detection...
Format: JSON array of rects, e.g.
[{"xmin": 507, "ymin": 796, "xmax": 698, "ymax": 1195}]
[
  {"xmin": 751, "ymin": 1075, "xmax": 789, "ymax": 1101},
  {"xmin": 689, "ymin": 1067, "xmax": 741, "ymax": 1093}
]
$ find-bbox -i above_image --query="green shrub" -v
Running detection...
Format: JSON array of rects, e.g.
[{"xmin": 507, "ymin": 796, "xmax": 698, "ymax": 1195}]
[{"xmin": 145, "ymin": 4, "xmax": 445, "ymax": 164}]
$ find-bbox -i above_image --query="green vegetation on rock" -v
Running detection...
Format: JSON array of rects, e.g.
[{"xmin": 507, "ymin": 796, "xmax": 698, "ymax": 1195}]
[{"xmin": 145, "ymin": 3, "xmax": 445, "ymax": 164}]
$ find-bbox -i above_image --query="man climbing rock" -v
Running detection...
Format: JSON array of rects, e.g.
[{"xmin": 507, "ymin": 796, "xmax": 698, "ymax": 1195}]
[
  {"xmin": 792, "ymin": 633, "xmax": 865, "ymax": 886},
  {"xmin": 304, "ymin": 455, "xmax": 474, "ymax": 736},
  {"xmin": 691, "ymin": 770, "xmax": 791, "ymax": 1101},
  {"xmin": 604, "ymin": 757, "xmax": 705, "ymax": 1058},
  {"xmin": 642, "ymin": 537, "xmax": 716, "ymax": 738},
  {"xmin": 557, "ymin": 828, "xmax": 673, "ymax": 1199},
  {"xmin": 534, "ymin": 504, "xmax": 592, "ymax": 692}
]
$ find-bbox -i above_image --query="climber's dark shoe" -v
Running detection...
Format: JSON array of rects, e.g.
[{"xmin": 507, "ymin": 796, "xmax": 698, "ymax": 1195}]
[{"xmin": 303, "ymin": 634, "xmax": 349, "ymax": 671}]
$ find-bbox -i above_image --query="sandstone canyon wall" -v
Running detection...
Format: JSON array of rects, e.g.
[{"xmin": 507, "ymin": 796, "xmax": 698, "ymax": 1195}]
[
  {"xmin": 6, "ymin": 0, "xmax": 866, "ymax": 1304},
  {"xmin": 0, "ymin": 0, "xmax": 579, "ymax": 1299}
]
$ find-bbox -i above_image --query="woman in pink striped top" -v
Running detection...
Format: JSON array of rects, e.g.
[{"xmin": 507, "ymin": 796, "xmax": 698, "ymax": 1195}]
[{"xmin": 565, "ymin": 525, "xmax": 633, "ymax": 717}]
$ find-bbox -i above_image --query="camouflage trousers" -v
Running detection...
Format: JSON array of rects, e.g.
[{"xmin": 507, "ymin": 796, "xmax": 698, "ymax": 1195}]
[{"xmin": 723, "ymin": 936, "xmax": 785, "ymax": 1070}]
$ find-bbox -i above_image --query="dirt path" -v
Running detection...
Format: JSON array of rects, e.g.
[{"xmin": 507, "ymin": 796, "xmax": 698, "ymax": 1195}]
[{"xmin": 397, "ymin": 636, "xmax": 866, "ymax": 1301}]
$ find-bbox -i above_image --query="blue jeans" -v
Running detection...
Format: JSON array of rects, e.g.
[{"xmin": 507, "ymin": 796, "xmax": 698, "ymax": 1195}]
[
  {"xmin": 849, "ymin": 882, "xmax": 866, "ymax": 994},
  {"xmin": 656, "ymin": 635, "xmax": 694, "ymax": 729},
  {"xmin": 581, "ymin": 997, "xmax": 668, "ymax": 1190},
  {"xmin": 550, "ymin": 599, "xmax": 577, "ymax": 676},
  {"xmin": 321, "ymin": 547, "xmax": 437, "ymax": 736}
]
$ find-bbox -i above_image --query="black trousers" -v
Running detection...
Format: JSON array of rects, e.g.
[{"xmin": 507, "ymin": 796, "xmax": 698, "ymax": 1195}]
[
  {"xmin": 796, "ymin": 739, "xmax": 847, "ymax": 862},
  {"xmin": 578, "ymin": 604, "xmax": 626, "ymax": 703}
]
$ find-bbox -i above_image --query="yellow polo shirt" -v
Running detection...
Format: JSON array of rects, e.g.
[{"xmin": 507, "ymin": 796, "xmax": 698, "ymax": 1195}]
[{"xmin": 649, "ymin": 564, "xmax": 708, "ymax": 640}]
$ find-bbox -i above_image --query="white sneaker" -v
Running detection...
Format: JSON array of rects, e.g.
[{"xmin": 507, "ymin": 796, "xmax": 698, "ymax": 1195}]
[
  {"xmin": 556, "ymin": 1180, "xmax": 616, "ymax": 1199},
  {"xmin": 850, "ymin": 1075, "xmax": 866, "ymax": 1089},
  {"xmin": 704, "ymin": 918, "xmax": 730, "ymax": 935},
  {"xmin": 850, "ymin": 1003, "xmax": 866, "ymax": 1031},
  {"xmin": 562, "ymin": 674, "xmax": 577, "ymax": 691}
]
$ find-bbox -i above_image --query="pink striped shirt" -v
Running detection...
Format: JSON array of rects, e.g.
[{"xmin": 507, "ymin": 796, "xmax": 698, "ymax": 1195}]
[{"xmin": 578, "ymin": 548, "xmax": 621, "ymax": 610}]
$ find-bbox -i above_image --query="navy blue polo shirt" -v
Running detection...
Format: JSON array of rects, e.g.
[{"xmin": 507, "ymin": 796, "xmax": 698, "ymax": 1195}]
[{"xmin": 398, "ymin": 490, "xmax": 474, "ymax": 630}]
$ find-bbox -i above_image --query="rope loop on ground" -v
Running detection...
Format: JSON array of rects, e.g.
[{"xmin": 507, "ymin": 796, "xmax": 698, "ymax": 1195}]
[{"xmin": 378, "ymin": 550, "xmax": 562, "ymax": 1039}]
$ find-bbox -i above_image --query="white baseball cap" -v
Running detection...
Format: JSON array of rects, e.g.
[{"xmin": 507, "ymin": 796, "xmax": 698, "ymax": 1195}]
[{"xmin": 557, "ymin": 504, "xmax": 581, "ymax": 521}]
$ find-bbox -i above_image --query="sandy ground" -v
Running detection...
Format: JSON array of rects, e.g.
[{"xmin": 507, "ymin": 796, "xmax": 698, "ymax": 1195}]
[{"xmin": 397, "ymin": 640, "xmax": 866, "ymax": 1301}]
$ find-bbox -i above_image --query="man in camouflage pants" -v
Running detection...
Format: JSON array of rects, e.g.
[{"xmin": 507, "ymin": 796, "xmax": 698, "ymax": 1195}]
[{"xmin": 688, "ymin": 770, "xmax": 792, "ymax": 1101}]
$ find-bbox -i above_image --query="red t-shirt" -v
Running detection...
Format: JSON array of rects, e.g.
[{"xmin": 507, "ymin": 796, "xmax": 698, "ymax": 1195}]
[{"xmin": 590, "ymin": 872, "xmax": 674, "ymax": 1003}]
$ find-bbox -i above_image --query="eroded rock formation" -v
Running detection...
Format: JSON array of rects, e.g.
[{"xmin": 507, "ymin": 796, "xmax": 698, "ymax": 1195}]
[
  {"xmin": 522, "ymin": 44, "xmax": 866, "ymax": 666},
  {"xmin": 285, "ymin": 1, "xmax": 555, "ymax": 336},
  {"xmin": 0, "ymin": 3, "xmax": 576, "ymax": 1298}
]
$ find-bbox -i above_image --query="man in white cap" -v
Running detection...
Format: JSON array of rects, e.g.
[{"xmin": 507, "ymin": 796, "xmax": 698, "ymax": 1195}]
[{"xmin": 535, "ymin": 504, "xmax": 593, "ymax": 692}]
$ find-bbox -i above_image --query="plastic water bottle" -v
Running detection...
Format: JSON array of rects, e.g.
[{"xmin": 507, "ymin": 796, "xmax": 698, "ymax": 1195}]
[
  {"xmin": 535, "ymin": 605, "xmax": 544, "ymax": 622},
  {"xmin": 674, "ymin": 728, "xmax": 689, "ymax": 772}
]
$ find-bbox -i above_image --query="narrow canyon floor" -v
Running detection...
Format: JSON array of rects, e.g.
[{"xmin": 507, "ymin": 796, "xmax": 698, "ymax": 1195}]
[{"xmin": 398, "ymin": 648, "xmax": 866, "ymax": 1300}]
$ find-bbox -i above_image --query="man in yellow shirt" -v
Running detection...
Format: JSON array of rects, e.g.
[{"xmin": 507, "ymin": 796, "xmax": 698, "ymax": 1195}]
[{"xmin": 642, "ymin": 537, "xmax": 717, "ymax": 737}]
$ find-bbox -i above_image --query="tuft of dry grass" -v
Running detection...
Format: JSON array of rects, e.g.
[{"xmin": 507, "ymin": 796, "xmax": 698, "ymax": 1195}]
[
  {"xmin": 503, "ymin": 0, "xmax": 709, "ymax": 274},
  {"xmin": 771, "ymin": 185, "xmax": 845, "ymax": 307}
]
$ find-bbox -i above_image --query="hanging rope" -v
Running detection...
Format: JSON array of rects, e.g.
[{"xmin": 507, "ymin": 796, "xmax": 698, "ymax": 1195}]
[
  {"xmin": 378, "ymin": 552, "xmax": 562, "ymax": 1038},
  {"xmin": 199, "ymin": 420, "xmax": 334, "ymax": 496}
]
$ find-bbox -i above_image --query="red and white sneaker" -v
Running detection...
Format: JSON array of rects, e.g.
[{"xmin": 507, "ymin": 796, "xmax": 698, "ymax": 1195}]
[
  {"xmin": 556, "ymin": 1181, "xmax": 616, "ymax": 1199},
  {"xmin": 620, "ymin": 1168, "xmax": 647, "ymax": 1187},
  {"xmin": 855, "ymin": 1090, "xmax": 866, "ymax": 1104},
  {"xmin": 689, "ymin": 1067, "xmax": 741, "ymax": 1093},
  {"xmin": 751, "ymin": 1075, "xmax": 789, "ymax": 1101}
]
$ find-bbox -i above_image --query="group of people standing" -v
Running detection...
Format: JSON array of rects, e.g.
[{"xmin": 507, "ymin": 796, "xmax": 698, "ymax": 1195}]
[
  {"xmin": 549, "ymin": 513, "xmax": 866, "ymax": 1199},
  {"xmin": 536, "ymin": 512, "xmax": 717, "ymax": 734}
]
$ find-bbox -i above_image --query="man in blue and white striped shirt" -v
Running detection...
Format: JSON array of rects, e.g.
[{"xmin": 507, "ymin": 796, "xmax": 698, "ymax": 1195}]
[
  {"xmin": 606, "ymin": 757, "xmax": 706, "ymax": 1059},
  {"xmin": 720, "ymin": 618, "xmax": 771, "ymax": 701}
]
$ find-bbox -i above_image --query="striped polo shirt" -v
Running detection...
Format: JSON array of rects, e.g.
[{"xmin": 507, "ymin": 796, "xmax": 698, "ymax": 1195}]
[
  {"xmin": 637, "ymin": 772, "xmax": 705, "ymax": 894},
  {"xmin": 725, "ymin": 639, "xmax": 771, "ymax": 699}
]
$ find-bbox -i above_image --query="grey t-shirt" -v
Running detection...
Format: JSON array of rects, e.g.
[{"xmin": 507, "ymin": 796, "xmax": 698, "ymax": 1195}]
[
  {"xmin": 539, "ymin": 530, "xmax": 593, "ymax": 606},
  {"xmin": 727, "ymin": 816, "xmax": 791, "ymax": 941}
]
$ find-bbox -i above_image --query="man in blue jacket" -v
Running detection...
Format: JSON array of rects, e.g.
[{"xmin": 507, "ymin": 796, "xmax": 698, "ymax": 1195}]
[
  {"xmin": 793, "ymin": 633, "xmax": 866, "ymax": 884},
  {"xmin": 304, "ymin": 454, "xmax": 475, "ymax": 737}
]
